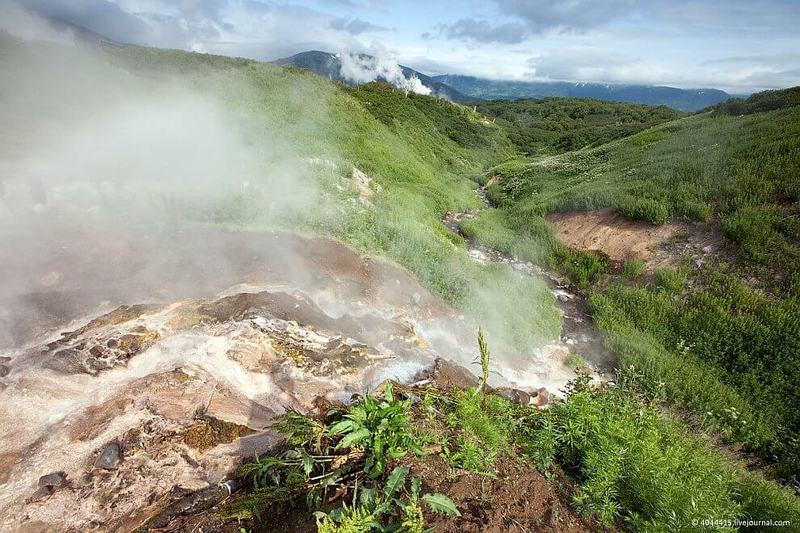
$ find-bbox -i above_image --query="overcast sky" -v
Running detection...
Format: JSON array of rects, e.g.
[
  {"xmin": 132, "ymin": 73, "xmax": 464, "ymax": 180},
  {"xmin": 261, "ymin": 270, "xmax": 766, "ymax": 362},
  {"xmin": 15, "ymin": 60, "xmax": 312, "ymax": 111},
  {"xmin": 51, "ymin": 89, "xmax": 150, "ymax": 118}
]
[{"xmin": 7, "ymin": 0, "xmax": 800, "ymax": 93}]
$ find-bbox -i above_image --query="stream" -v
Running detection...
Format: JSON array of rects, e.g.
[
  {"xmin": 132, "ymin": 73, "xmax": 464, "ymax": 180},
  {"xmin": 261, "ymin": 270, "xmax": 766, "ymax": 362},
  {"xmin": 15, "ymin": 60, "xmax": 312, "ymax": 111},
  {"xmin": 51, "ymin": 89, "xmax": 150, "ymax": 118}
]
[{"xmin": 443, "ymin": 186, "xmax": 614, "ymax": 375}]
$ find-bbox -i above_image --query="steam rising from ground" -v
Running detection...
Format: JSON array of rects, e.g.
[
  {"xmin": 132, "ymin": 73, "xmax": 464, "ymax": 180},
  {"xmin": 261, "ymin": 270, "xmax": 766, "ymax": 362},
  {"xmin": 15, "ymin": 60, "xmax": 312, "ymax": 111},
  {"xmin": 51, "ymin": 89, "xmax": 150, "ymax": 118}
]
[
  {"xmin": 0, "ymin": 1, "xmax": 75, "ymax": 45},
  {"xmin": 339, "ymin": 47, "xmax": 431, "ymax": 95},
  {"xmin": 0, "ymin": 32, "xmax": 325, "ymax": 346}
]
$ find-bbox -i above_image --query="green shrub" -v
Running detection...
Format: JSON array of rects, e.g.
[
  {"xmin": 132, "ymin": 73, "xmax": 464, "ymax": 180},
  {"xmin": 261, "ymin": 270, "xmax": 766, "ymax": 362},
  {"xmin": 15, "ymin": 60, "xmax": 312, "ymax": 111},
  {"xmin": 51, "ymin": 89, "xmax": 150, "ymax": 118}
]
[
  {"xmin": 566, "ymin": 354, "xmax": 587, "ymax": 371},
  {"xmin": 616, "ymin": 195, "xmax": 671, "ymax": 224},
  {"xmin": 653, "ymin": 267, "xmax": 687, "ymax": 293},
  {"xmin": 712, "ymin": 86, "xmax": 800, "ymax": 115},
  {"xmin": 560, "ymin": 250, "xmax": 607, "ymax": 288},
  {"xmin": 735, "ymin": 472, "xmax": 800, "ymax": 526},
  {"xmin": 675, "ymin": 197, "xmax": 712, "ymax": 221},
  {"xmin": 589, "ymin": 270, "xmax": 800, "ymax": 479},
  {"xmin": 327, "ymin": 382, "xmax": 422, "ymax": 477},
  {"xmin": 622, "ymin": 259, "xmax": 645, "ymax": 280},
  {"xmin": 530, "ymin": 384, "xmax": 742, "ymax": 529}
]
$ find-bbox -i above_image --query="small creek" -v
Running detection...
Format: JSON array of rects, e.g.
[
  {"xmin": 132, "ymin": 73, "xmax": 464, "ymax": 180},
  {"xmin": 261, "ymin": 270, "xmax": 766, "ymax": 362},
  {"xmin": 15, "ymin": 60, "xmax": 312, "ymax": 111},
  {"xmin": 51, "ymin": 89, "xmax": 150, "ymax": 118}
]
[{"xmin": 443, "ymin": 186, "xmax": 614, "ymax": 374}]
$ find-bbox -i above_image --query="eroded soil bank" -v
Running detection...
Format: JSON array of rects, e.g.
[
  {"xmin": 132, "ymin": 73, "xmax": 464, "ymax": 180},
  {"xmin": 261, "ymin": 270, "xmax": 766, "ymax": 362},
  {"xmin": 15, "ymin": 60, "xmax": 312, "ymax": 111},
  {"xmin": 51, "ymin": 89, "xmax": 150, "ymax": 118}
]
[{"xmin": 546, "ymin": 208, "xmax": 722, "ymax": 271}]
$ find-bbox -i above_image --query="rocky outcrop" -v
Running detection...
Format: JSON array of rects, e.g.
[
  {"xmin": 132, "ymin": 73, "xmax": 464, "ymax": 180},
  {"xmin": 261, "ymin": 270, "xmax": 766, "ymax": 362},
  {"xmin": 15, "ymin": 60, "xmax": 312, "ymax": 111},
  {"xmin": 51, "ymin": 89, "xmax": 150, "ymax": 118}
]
[{"xmin": 0, "ymin": 284, "xmax": 443, "ymax": 532}]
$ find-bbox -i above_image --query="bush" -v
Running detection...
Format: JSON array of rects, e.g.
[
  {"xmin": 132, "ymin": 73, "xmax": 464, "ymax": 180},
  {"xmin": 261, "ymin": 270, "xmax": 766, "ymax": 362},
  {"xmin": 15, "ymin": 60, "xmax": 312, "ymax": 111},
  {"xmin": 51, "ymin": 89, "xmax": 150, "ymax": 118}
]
[
  {"xmin": 589, "ymin": 270, "xmax": 800, "ymax": 480},
  {"xmin": 529, "ymin": 384, "xmax": 742, "ymax": 529},
  {"xmin": 566, "ymin": 353, "xmax": 587, "ymax": 370},
  {"xmin": 616, "ymin": 195, "xmax": 671, "ymax": 224},
  {"xmin": 559, "ymin": 250, "xmax": 607, "ymax": 288},
  {"xmin": 622, "ymin": 259, "xmax": 645, "ymax": 280},
  {"xmin": 675, "ymin": 197, "xmax": 712, "ymax": 221},
  {"xmin": 653, "ymin": 267, "xmax": 687, "ymax": 293}
]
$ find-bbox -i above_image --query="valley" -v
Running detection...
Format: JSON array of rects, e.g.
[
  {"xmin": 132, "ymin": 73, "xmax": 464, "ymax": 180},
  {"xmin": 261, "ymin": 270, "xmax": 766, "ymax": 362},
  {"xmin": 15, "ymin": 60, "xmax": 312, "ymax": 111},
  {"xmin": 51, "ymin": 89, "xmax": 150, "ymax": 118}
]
[{"xmin": 0, "ymin": 31, "xmax": 798, "ymax": 533}]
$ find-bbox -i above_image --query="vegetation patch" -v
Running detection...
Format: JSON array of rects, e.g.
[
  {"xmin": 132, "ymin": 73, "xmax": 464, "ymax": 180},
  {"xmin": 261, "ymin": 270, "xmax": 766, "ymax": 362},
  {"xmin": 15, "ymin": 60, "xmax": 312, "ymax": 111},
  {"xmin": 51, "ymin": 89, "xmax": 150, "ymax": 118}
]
[{"xmin": 182, "ymin": 415, "xmax": 254, "ymax": 452}]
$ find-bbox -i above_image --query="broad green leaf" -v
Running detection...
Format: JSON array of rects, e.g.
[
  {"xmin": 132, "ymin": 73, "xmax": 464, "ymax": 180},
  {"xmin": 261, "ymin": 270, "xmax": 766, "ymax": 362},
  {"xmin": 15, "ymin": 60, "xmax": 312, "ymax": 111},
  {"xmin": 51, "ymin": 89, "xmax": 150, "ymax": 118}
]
[
  {"xmin": 422, "ymin": 493, "xmax": 460, "ymax": 517},
  {"xmin": 411, "ymin": 477, "xmax": 421, "ymax": 500},
  {"xmin": 327, "ymin": 419, "xmax": 357, "ymax": 435},
  {"xmin": 301, "ymin": 453, "xmax": 314, "ymax": 476},
  {"xmin": 384, "ymin": 381, "xmax": 394, "ymax": 403},
  {"xmin": 383, "ymin": 466, "xmax": 409, "ymax": 498},
  {"xmin": 359, "ymin": 487, "xmax": 377, "ymax": 508},
  {"xmin": 335, "ymin": 427, "xmax": 370, "ymax": 449}
]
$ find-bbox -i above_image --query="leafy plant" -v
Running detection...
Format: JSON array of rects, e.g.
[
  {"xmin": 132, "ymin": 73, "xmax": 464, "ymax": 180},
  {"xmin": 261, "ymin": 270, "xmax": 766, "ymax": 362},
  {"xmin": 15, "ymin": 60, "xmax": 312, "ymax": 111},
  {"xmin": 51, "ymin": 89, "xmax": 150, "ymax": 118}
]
[
  {"xmin": 566, "ymin": 353, "xmax": 587, "ymax": 371},
  {"xmin": 528, "ymin": 380, "xmax": 742, "ymax": 529},
  {"xmin": 327, "ymin": 382, "xmax": 422, "ymax": 478},
  {"xmin": 617, "ymin": 195, "xmax": 671, "ymax": 224},
  {"xmin": 239, "ymin": 384, "xmax": 423, "ymax": 518},
  {"xmin": 314, "ymin": 466, "xmax": 459, "ymax": 532}
]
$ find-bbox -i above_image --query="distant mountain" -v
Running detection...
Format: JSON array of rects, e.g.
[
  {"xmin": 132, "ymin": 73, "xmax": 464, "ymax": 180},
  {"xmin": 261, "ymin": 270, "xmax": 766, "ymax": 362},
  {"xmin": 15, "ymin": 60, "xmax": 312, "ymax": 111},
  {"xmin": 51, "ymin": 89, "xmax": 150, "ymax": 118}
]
[
  {"xmin": 45, "ymin": 16, "xmax": 133, "ymax": 48},
  {"xmin": 274, "ymin": 51, "xmax": 471, "ymax": 102},
  {"xmin": 432, "ymin": 75, "xmax": 732, "ymax": 112}
]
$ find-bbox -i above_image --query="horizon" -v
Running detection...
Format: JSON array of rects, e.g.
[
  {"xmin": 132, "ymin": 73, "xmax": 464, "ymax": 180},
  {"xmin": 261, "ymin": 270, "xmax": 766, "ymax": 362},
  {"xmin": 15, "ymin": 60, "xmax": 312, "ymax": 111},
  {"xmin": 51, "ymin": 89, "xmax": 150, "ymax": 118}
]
[{"xmin": 0, "ymin": 0, "xmax": 798, "ymax": 94}]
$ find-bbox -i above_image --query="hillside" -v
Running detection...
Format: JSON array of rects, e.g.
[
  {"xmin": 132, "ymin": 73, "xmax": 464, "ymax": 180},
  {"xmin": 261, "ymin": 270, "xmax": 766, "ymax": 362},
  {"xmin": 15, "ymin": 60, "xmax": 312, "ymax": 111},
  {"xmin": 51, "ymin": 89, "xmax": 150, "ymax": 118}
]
[
  {"xmin": 433, "ymin": 74, "xmax": 733, "ymax": 112},
  {"xmin": 1, "ymin": 33, "xmax": 799, "ymax": 532},
  {"xmin": 475, "ymin": 97, "xmax": 682, "ymax": 154},
  {"xmin": 464, "ymin": 86, "xmax": 800, "ymax": 482}
]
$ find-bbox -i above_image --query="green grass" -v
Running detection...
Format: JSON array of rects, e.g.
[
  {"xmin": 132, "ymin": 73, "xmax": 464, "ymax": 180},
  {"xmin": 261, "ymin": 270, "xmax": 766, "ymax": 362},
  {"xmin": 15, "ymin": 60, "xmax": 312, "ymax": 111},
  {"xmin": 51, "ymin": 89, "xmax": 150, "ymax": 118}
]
[
  {"xmin": 527, "ymin": 374, "xmax": 800, "ymax": 530},
  {"xmin": 460, "ymin": 88, "xmax": 800, "ymax": 482},
  {"xmin": 622, "ymin": 259, "xmax": 645, "ymax": 280},
  {"xmin": 588, "ymin": 268, "xmax": 800, "ymax": 479},
  {"xmin": 476, "ymin": 97, "xmax": 681, "ymax": 155}
]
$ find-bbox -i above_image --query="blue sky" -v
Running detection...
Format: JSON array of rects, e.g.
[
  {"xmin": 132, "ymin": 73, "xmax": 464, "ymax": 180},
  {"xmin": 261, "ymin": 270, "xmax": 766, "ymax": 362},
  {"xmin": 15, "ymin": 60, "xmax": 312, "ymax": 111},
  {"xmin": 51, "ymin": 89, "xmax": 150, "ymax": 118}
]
[{"xmin": 5, "ymin": 0, "xmax": 800, "ymax": 93}]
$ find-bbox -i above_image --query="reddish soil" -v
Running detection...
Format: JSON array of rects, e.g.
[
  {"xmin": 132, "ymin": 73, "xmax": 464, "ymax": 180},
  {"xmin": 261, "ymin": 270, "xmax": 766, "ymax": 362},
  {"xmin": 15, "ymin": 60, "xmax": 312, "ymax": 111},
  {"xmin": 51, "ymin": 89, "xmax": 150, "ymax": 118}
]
[
  {"xmin": 546, "ymin": 208, "xmax": 722, "ymax": 271},
  {"xmin": 407, "ymin": 454, "xmax": 595, "ymax": 533},
  {"xmin": 546, "ymin": 208, "xmax": 680, "ymax": 263}
]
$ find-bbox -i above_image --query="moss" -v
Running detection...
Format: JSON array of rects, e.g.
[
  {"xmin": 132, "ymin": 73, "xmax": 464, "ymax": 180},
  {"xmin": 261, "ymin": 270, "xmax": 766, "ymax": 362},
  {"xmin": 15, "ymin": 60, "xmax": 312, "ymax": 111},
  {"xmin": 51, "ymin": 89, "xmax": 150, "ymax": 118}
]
[{"xmin": 182, "ymin": 416, "xmax": 254, "ymax": 452}]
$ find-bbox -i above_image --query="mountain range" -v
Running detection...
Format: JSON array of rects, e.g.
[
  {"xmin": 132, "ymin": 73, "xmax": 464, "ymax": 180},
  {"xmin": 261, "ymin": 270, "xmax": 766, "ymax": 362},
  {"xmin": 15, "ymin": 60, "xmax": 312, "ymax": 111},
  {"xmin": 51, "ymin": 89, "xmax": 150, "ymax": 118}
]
[
  {"xmin": 433, "ymin": 74, "xmax": 733, "ymax": 112},
  {"xmin": 276, "ymin": 51, "xmax": 733, "ymax": 112}
]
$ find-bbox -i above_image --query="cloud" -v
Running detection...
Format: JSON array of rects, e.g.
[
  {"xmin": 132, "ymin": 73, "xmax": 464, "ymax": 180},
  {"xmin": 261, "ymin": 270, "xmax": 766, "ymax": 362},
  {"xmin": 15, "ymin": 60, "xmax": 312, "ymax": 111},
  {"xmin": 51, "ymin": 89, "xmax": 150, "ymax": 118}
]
[
  {"xmin": 436, "ymin": 1, "xmax": 634, "ymax": 43},
  {"xmin": 437, "ymin": 17, "xmax": 529, "ymax": 44},
  {"xmin": 0, "ymin": 0, "xmax": 76, "ymax": 44},
  {"xmin": 11, "ymin": 0, "xmax": 370, "ymax": 60},
  {"xmin": 22, "ymin": 0, "xmax": 149, "ymax": 44},
  {"xmin": 699, "ymin": 53, "xmax": 800, "ymax": 91},
  {"xmin": 523, "ymin": 47, "xmax": 800, "ymax": 92},
  {"xmin": 526, "ymin": 48, "xmax": 637, "ymax": 82},
  {"xmin": 496, "ymin": 0, "xmax": 634, "ymax": 34},
  {"xmin": 438, "ymin": 0, "xmax": 800, "ymax": 43},
  {"xmin": 329, "ymin": 17, "xmax": 388, "ymax": 35}
]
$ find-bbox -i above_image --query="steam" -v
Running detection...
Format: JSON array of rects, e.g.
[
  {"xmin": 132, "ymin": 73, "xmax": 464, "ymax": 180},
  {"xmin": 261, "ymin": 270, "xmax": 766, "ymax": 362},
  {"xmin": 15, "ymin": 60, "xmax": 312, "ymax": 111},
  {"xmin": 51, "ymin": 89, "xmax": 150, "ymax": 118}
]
[
  {"xmin": 0, "ymin": 29, "xmax": 330, "ymax": 346},
  {"xmin": 0, "ymin": 1, "xmax": 75, "ymax": 45},
  {"xmin": 339, "ymin": 46, "xmax": 432, "ymax": 95}
]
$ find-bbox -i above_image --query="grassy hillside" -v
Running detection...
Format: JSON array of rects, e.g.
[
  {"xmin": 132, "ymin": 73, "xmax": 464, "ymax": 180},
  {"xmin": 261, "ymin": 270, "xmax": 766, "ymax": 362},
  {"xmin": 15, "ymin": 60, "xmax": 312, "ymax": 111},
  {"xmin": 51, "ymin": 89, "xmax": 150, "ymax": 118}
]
[
  {"xmin": 476, "ymin": 97, "xmax": 681, "ymax": 154},
  {"xmin": 464, "ymin": 87, "xmax": 800, "ymax": 480},
  {"xmin": 96, "ymin": 44, "xmax": 561, "ymax": 353}
]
